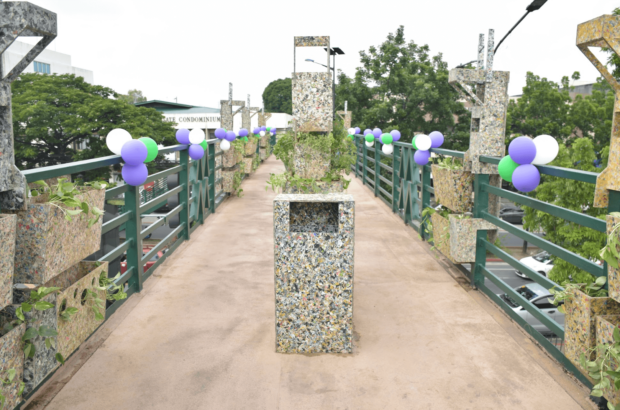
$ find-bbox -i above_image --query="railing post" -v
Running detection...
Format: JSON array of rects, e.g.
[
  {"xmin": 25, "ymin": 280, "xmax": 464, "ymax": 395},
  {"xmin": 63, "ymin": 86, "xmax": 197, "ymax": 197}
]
[
  {"xmin": 179, "ymin": 148, "xmax": 190, "ymax": 241},
  {"xmin": 355, "ymin": 137, "xmax": 361, "ymax": 178},
  {"xmin": 198, "ymin": 156, "xmax": 206, "ymax": 224},
  {"xmin": 124, "ymin": 185, "xmax": 143, "ymax": 293},
  {"xmin": 208, "ymin": 142, "xmax": 216, "ymax": 214},
  {"xmin": 472, "ymin": 173, "xmax": 490, "ymax": 289},
  {"xmin": 362, "ymin": 141, "xmax": 368, "ymax": 186},
  {"xmin": 392, "ymin": 145, "xmax": 400, "ymax": 213},
  {"xmin": 420, "ymin": 164, "xmax": 431, "ymax": 239},
  {"xmin": 374, "ymin": 146, "xmax": 380, "ymax": 197}
]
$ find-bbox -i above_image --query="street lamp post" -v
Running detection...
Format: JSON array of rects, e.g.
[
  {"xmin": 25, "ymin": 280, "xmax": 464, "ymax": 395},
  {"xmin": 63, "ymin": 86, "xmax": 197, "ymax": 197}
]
[{"xmin": 494, "ymin": 0, "xmax": 548, "ymax": 54}]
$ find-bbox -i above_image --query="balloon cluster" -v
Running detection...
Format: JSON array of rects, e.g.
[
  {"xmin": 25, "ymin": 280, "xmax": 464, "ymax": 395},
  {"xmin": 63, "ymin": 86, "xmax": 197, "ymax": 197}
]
[
  {"xmin": 362, "ymin": 128, "xmax": 401, "ymax": 154},
  {"xmin": 347, "ymin": 127, "xmax": 361, "ymax": 140},
  {"xmin": 412, "ymin": 131, "xmax": 444, "ymax": 165},
  {"xmin": 106, "ymin": 128, "xmax": 159, "ymax": 186},
  {"xmin": 498, "ymin": 135, "xmax": 559, "ymax": 193},
  {"xmin": 176, "ymin": 128, "xmax": 207, "ymax": 160},
  {"xmin": 214, "ymin": 126, "xmax": 277, "ymax": 152}
]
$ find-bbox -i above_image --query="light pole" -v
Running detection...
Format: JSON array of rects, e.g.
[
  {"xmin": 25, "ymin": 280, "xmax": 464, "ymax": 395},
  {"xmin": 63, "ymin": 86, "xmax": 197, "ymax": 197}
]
[
  {"xmin": 306, "ymin": 46, "xmax": 344, "ymax": 119},
  {"xmin": 494, "ymin": 0, "xmax": 548, "ymax": 54}
]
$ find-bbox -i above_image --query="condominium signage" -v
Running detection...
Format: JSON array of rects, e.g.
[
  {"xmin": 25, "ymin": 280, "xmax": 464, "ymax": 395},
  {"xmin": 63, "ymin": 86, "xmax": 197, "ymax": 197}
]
[{"xmin": 163, "ymin": 114, "xmax": 221, "ymax": 128}]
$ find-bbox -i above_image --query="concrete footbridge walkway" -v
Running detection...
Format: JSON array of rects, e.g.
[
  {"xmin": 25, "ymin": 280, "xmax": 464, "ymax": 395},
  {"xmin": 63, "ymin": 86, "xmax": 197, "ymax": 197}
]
[{"xmin": 27, "ymin": 156, "xmax": 592, "ymax": 410}]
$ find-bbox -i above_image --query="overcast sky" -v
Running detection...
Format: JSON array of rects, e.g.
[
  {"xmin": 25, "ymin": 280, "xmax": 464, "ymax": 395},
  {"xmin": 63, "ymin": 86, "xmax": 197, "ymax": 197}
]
[{"xmin": 11, "ymin": 0, "xmax": 618, "ymax": 110}]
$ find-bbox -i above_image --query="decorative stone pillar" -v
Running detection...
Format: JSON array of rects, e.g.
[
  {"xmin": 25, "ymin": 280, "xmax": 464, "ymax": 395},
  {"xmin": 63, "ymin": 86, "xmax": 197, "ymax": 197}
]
[
  {"xmin": 274, "ymin": 194, "xmax": 354, "ymax": 353},
  {"xmin": 0, "ymin": 2, "xmax": 57, "ymax": 210}
]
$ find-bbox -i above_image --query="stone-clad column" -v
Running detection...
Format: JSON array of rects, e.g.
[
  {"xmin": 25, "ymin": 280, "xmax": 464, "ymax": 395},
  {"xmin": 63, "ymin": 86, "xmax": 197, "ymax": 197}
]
[{"xmin": 0, "ymin": 2, "xmax": 57, "ymax": 210}]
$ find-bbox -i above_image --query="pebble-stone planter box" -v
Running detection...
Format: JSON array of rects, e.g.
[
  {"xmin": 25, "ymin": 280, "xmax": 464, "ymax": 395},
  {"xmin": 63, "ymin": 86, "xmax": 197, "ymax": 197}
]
[
  {"xmin": 607, "ymin": 214, "xmax": 620, "ymax": 303},
  {"xmin": 564, "ymin": 289, "xmax": 620, "ymax": 372},
  {"xmin": 243, "ymin": 155, "xmax": 255, "ymax": 175},
  {"xmin": 222, "ymin": 145, "xmax": 238, "ymax": 168},
  {"xmin": 260, "ymin": 148, "xmax": 267, "ymax": 161},
  {"xmin": 12, "ymin": 286, "xmax": 58, "ymax": 396},
  {"xmin": 8, "ymin": 188, "xmax": 105, "ymax": 285},
  {"xmin": 448, "ymin": 216, "xmax": 496, "ymax": 263},
  {"xmin": 596, "ymin": 315, "xmax": 620, "ymax": 405},
  {"xmin": 260, "ymin": 135, "xmax": 269, "ymax": 148},
  {"xmin": 0, "ymin": 214, "xmax": 17, "ymax": 309},
  {"xmin": 45, "ymin": 261, "xmax": 107, "ymax": 359},
  {"xmin": 430, "ymin": 213, "xmax": 454, "ymax": 263},
  {"xmin": 222, "ymin": 166, "xmax": 239, "ymax": 193},
  {"xmin": 0, "ymin": 318, "xmax": 25, "ymax": 410},
  {"xmin": 294, "ymin": 144, "xmax": 330, "ymax": 179},
  {"xmin": 430, "ymin": 164, "xmax": 474, "ymax": 213},
  {"xmin": 244, "ymin": 138, "xmax": 258, "ymax": 156}
]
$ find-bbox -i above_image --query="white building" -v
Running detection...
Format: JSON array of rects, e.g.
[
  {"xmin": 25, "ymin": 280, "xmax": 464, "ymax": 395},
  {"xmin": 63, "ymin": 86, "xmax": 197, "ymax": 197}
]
[{"xmin": 1, "ymin": 40, "xmax": 94, "ymax": 83}]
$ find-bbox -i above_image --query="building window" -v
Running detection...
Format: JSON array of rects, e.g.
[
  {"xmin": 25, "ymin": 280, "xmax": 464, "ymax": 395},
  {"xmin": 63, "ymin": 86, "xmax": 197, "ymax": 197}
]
[{"xmin": 33, "ymin": 61, "xmax": 50, "ymax": 74}]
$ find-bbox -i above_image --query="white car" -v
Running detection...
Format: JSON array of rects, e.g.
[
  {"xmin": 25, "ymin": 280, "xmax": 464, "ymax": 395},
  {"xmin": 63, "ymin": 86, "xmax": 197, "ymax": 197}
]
[
  {"xmin": 515, "ymin": 251, "xmax": 553, "ymax": 279},
  {"xmin": 500, "ymin": 283, "xmax": 564, "ymax": 335}
]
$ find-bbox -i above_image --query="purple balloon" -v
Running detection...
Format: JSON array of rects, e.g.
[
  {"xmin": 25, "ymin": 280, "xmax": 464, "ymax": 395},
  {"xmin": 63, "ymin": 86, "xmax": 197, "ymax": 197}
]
[
  {"xmin": 509, "ymin": 136, "xmax": 537, "ymax": 165},
  {"xmin": 512, "ymin": 164, "xmax": 540, "ymax": 192},
  {"xmin": 225, "ymin": 131, "xmax": 236, "ymax": 142},
  {"xmin": 363, "ymin": 129, "xmax": 372, "ymax": 136},
  {"xmin": 390, "ymin": 130, "xmax": 401, "ymax": 142},
  {"xmin": 261, "ymin": 126, "xmax": 267, "ymax": 132},
  {"xmin": 372, "ymin": 128, "xmax": 382, "ymax": 138},
  {"xmin": 189, "ymin": 144, "xmax": 205, "ymax": 160},
  {"xmin": 176, "ymin": 129, "xmax": 190, "ymax": 144},
  {"xmin": 354, "ymin": 127, "xmax": 361, "ymax": 135},
  {"xmin": 271, "ymin": 127, "xmax": 277, "ymax": 134},
  {"xmin": 414, "ymin": 149, "xmax": 431, "ymax": 166},
  {"xmin": 214, "ymin": 128, "xmax": 226, "ymax": 139},
  {"xmin": 122, "ymin": 163, "xmax": 148, "ymax": 186},
  {"xmin": 429, "ymin": 131, "xmax": 444, "ymax": 148},
  {"xmin": 238, "ymin": 128, "xmax": 248, "ymax": 137},
  {"xmin": 121, "ymin": 140, "xmax": 148, "ymax": 165},
  {"xmin": 253, "ymin": 127, "xmax": 260, "ymax": 135}
]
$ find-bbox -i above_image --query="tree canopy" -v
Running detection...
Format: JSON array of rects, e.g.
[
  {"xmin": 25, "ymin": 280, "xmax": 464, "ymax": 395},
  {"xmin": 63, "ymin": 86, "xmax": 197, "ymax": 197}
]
[
  {"xmin": 262, "ymin": 78, "xmax": 292, "ymax": 114},
  {"xmin": 12, "ymin": 74, "xmax": 175, "ymax": 179},
  {"xmin": 117, "ymin": 89, "xmax": 147, "ymax": 104},
  {"xmin": 334, "ymin": 26, "xmax": 471, "ymax": 150}
]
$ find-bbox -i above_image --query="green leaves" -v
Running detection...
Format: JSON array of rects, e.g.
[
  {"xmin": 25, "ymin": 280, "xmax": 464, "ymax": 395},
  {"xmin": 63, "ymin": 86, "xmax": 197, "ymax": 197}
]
[
  {"xmin": 60, "ymin": 307, "xmax": 78, "ymax": 322},
  {"xmin": 22, "ymin": 327, "xmax": 38, "ymax": 342},
  {"xmin": 55, "ymin": 353, "xmax": 65, "ymax": 365},
  {"xmin": 34, "ymin": 301, "xmax": 54, "ymax": 311},
  {"xmin": 38, "ymin": 325, "xmax": 57, "ymax": 338}
]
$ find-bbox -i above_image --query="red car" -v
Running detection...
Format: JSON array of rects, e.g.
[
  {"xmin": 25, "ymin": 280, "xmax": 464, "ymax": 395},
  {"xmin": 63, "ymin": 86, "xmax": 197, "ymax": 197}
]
[{"xmin": 120, "ymin": 248, "xmax": 164, "ymax": 273}]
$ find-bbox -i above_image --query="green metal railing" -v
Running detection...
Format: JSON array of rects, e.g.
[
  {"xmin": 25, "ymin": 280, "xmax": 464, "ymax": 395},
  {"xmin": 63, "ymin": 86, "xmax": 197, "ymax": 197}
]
[
  {"xmin": 350, "ymin": 135, "xmax": 616, "ymax": 386},
  {"xmin": 22, "ymin": 140, "xmax": 225, "ymax": 319}
]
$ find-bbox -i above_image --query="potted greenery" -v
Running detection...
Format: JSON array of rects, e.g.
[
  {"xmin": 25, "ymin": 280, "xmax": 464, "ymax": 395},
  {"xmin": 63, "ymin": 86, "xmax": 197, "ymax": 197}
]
[
  {"xmin": 0, "ymin": 214, "xmax": 16, "ymax": 309},
  {"xmin": 430, "ymin": 157, "xmax": 474, "ymax": 213},
  {"xmin": 222, "ymin": 165, "xmax": 239, "ymax": 193},
  {"xmin": 7, "ymin": 179, "xmax": 106, "ymax": 285},
  {"xmin": 267, "ymin": 129, "xmax": 355, "ymax": 194},
  {"xmin": 0, "ymin": 319, "xmax": 25, "ymax": 410},
  {"xmin": 421, "ymin": 206, "xmax": 454, "ymax": 263},
  {"xmin": 448, "ymin": 215, "xmax": 495, "ymax": 263},
  {"xmin": 222, "ymin": 143, "xmax": 238, "ymax": 168},
  {"xmin": 244, "ymin": 135, "xmax": 259, "ymax": 156},
  {"xmin": 548, "ymin": 278, "xmax": 620, "ymax": 375},
  {"xmin": 602, "ymin": 213, "xmax": 620, "ymax": 302}
]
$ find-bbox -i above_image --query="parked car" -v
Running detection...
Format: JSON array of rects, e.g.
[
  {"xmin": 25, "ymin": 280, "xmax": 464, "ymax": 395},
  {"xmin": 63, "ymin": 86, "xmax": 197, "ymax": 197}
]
[
  {"xmin": 515, "ymin": 251, "xmax": 603, "ymax": 279},
  {"xmin": 499, "ymin": 204, "xmax": 524, "ymax": 224},
  {"xmin": 120, "ymin": 248, "xmax": 164, "ymax": 274},
  {"xmin": 515, "ymin": 251, "xmax": 553, "ymax": 279},
  {"xmin": 500, "ymin": 283, "xmax": 564, "ymax": 335}
]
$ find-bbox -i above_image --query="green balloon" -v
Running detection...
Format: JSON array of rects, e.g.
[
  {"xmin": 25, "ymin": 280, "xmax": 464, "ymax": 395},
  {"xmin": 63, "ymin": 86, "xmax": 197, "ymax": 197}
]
[
  {"xmin": 244, "ymin": 137, "xmax": 249, "ymax": 143},
  {"xmin": 365, "ymin": 134, "xmax": 374, "ymax": 143},
  {"xmin": 139, "ymin": 137, "xmax": 158, "ymax": 162},
  {"xmin": 412, "ymin": 135, "xmax": 418, "ymax": 150},
  {"xmin": 498, "ymin": 155, "xmax": 520, "ymax": 182},
  {"xmin": 199, "ymin": 140, "xmax": 208, "ymax": 150},
  {"xmin": 267, "ymin": 127, "xmax": 271, "ymax": 132},
  {"xmin": 381, "ymin": 133, "xmax": 393, "ymax": 145}
]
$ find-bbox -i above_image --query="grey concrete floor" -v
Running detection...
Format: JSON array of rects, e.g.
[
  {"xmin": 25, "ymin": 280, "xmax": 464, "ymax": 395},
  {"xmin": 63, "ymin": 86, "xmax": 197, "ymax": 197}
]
[{"xmin": 27, "ymin": 156, "xmax": 593, "ymax": 410}]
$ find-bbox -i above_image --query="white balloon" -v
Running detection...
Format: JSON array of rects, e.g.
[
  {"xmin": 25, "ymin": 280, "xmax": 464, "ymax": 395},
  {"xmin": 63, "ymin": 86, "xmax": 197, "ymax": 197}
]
[
  {"xmin": 416, "ymin": 134, "xmax": 432, "ymax": 151},
  {"xmin": 220, "ymin": 139, "xmax": 231, "ymax": 151},
  {"xmin": 365, "ymin": 141, "xmax": 374, "ymax": 147},
  {"xmin": 259, "ymin": 130, "xmax": 266, "ymax": 137},
  {"xmin": 382, "ymin": 144, "xmax": 394, "ymax": 155},
  {"xmin": 189, "ymin": 128, "xmax": 205, "ymax": 145},
  {"xmin": 106, "ymin": 128, "xmax": 132, "ymax": 155},
  {"xmin": 532, "ymin": 134, "xmax": 559, "ymax": 165},
  {"xmin": 347, "ymin": 128, "xmax": 356, "ymax": 135}
]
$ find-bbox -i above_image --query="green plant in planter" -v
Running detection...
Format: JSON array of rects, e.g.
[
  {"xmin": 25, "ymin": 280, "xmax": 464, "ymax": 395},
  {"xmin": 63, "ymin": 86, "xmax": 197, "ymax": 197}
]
[
  {"xmin": 252, "ymin": 153, "xmax": 260, "ymax": 172},
  {"xmin": 231, "ymin": 139, "xmax": 245, "ymax": 152},
  {"xmin": 98, "ymin": 272, "xmax": 127, "ymax": 302},
  {"xmin": 30, "ymin": 178, "xmax": 105, "ymax": 227},
  {"xmin": 0, "ymin": 368, "xmax": 24, "ymax": 408},
  {"xmin": 549, "ymin": 277, "xmax": 608, "ymax": 313},
  {"xmin": 233, "ymin": 171, "xmax": 244, "ymax": 198},
  {"xmin": 265, "ymin": 173, "xmax": 288, "ymax": 194},
  {"xmin": 601, "ymin": 213, "xmax": 620, "ymax": 269},
  {"xmin": 435, "ymin": 156, "xmax": 464, "ymax": 170},
  {"xmin": 579, "ymin": 326, "xmax": 620, "ymax": 408},
  {"xmin": 420, "ymin": 206, "xmax": 451, "ymax": 253}
]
